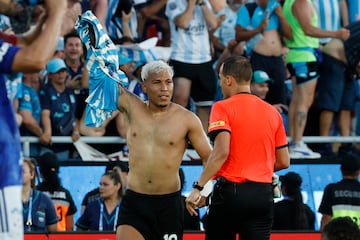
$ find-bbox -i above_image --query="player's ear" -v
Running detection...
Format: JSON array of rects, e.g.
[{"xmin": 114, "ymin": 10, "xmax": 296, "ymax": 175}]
[{"xmin": 141, "ymin": 82, "xmax": 147, "ymax": 93}]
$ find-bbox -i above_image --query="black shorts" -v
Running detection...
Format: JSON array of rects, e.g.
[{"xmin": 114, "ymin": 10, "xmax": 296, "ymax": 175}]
[
  {"xmin": 117, "ymin": 189, "xmax": 183, "ymax": 240},
  {"xmin": 250, "ymin": 51, "xmax": 287, "ymax": 105},
  {"xmin": 287, "ymin": 61, "xmax": 319, "ymax": 85},
  {"xmin": 169, "ymin": 60, "xmax": 216, "ymax": 106}
]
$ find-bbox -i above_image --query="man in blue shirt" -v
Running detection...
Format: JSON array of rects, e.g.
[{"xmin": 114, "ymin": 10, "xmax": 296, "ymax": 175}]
[
  {"xmin": 18, "ymin": 72, "xmax": 43, "ymax": 158},
  {"xmin": 39, "ymin": 58, "xmax": 79, "ymax": 159}
]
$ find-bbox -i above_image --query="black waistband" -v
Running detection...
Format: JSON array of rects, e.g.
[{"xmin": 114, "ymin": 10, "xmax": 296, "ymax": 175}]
[
  {"xmin": 125, "ymin": 189, "xmax": 181, "ymax": 199},
  {"xmin": 216, "ymin": 176, "xmax": 271, "ymax": 186},
  {"xmin": 216, "ymin": 176, "xmax": 247, "ymax": 184}
]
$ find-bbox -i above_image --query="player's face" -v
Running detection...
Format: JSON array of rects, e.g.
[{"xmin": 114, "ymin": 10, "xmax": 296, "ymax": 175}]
[{"xmin": 143, "ymin": 70, "xmax": 173, "ymax": 108}]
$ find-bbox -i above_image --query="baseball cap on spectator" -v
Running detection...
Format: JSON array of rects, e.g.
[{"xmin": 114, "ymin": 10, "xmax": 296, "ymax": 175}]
[
  {"xmin": 47, "ymin": 58, "xmax": 67, "ymax": 73},
  {"xmin": 341, "ymin": 154, "xmax": 360, "ymax": 172},
  {"xmin": 119, "ymin": 54, "xmax": 133, "ymax": 66},
  {"xmin": 279, "ymin": 171, "xmax": 302, "ymax": 189},
  {"xmin": 252, "ymin": 70, "xmax": 274, "ymax": 84}
]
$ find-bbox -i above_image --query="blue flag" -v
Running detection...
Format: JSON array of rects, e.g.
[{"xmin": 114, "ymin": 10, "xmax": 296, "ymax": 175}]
[{"xmin": 0, "ymin": 76, "xmax": 23, "ymax": 238}]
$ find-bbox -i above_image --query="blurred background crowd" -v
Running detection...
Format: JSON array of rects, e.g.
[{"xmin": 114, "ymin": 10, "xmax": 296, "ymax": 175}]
[
  {"xmin": 2, "ymin": 0, "xmax": 360, "ymax": 234},
  {"xmin": 2, "ymin": 0, "xmax": 360, "ymax": 161}
]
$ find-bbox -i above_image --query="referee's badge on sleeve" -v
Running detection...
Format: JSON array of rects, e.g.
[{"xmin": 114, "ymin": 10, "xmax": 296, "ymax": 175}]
[{"xmin": 209, "ymin": 120, "xmax": 225, "ymax": 129}]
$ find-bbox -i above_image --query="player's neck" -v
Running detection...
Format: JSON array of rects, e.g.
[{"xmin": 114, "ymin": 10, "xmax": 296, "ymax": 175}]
[{"xmin": 147, "ymin": 101, "xmax": 172, "ymax": 114}]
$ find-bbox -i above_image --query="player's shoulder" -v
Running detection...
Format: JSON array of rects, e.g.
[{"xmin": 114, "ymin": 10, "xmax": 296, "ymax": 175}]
[
  {"xmin": 170, "ymin": 102, "xmax": 201, "ymax": 123},
  {"xmin": 171, "ymin": 102, "xmax": 196, "ymax": 116}
]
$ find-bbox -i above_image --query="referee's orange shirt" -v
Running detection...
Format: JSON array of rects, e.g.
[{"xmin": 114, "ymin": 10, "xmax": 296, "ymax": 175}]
[{"xmin": 208, "ymin": 93, "xmax": 288, "ymax": 183}]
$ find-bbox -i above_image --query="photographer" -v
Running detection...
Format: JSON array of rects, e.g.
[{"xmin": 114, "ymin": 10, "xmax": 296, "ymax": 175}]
[{"xmin": 0, "ymin": 0, "xmax": 66, "ymax": 239}]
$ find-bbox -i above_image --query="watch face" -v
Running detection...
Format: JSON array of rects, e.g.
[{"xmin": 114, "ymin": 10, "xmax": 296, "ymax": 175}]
[{"xmin": 192, "ymin": 181, "xmax": 203, "ymax": 190}]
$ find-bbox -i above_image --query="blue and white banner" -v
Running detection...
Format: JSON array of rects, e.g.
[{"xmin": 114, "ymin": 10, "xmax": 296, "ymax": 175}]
[{"xmin": 116, "ymin": 37, "xmax": 171, "ymax": 64}]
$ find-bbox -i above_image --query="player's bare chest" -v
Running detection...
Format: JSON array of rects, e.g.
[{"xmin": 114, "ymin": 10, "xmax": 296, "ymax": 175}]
[{"xmin": 129, "ymin": 118, "xmax": 184, "ymax": 142}]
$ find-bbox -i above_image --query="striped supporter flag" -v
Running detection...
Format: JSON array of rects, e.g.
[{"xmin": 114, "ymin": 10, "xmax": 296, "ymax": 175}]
[{"xmin": 75, "ymin": 10, "xmax": 128, "ymax": 128}]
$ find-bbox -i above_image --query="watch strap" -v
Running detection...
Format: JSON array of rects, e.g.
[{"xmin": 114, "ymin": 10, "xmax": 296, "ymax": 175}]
[{"xmin": 192, "ymin": 181, "xmax": 204, "ymax": 191}]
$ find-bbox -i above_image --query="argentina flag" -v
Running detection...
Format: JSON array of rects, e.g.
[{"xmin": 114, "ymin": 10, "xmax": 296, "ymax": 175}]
[{"xmin": 75, "ymin": 10, "xmax": 128, "ymax": 128}]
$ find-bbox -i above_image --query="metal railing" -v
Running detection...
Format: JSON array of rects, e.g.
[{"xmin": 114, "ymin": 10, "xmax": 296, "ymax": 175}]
[
  {"xmin": 20, "ymin": 135, "xmax": 360, "ymax": 158},
  {"xmin": 21, "ymin": 136, "xmax": 126, "ymax": 158}
]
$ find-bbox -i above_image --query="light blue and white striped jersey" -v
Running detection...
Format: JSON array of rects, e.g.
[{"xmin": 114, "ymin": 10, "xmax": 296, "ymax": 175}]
[
  {"xmin": 117, "ymin": 45, "xmax": 158, "ymax": 63},
  {"xmin": 75, "ymin": 10, "xmax": 128, "ymax": 128},
  {"xmin": 347, "ymin": 0, "xmax": 360, "ymax": 23},
  {"xmin": 106, "ymin": 0, "xmax": 138, "ymax": 41},
  {"xmin": 312, "ymin": 0, "xmax": 341, "ymax": 44},
  {"xmin": 165, "ymin": 0, "xmax": 212, "ymax": 64},
  {"xmin": 213, "ymin": 6, "xmax": 237, "ymax": 47}
]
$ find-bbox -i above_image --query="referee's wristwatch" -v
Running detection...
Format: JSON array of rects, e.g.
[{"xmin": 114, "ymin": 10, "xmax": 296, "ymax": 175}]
[{"xmin": 192, "ymin": 181, "xmax": 204, "ymax": 191}]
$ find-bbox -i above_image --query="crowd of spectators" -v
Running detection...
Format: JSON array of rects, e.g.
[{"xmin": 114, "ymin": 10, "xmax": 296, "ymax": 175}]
[
  {"xmin": 2, "ymin": 0, "xmax": 360, "ymax": 235},
  {"xmin": 2, "ymin": 0, "xmax": 360, "ymax": 161}
]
